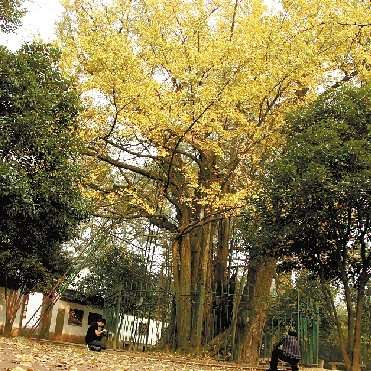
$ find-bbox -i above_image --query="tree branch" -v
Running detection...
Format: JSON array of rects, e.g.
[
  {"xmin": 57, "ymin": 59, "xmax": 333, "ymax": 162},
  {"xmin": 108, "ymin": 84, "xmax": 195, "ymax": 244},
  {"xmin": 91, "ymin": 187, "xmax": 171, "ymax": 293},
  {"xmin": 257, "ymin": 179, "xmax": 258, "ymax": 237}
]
[
  {"xmin": 177, "ymin": 206, "xmax": 242, "ymax": 237},
  {"xmin": 164, "ymin": 74, "xmax": 237, "ymax": 194},
  {"xmin": 104, "ymin": 139, "xmax": 159, "ymax": 161},
  {"xmin": 329, "ymin": 71, "xmax": 357, "ymax": 90},
  {"xmin": 92, "ymin": 211, "xmax": 178, "ymax": 233},
  {"xmin": 230, "ymin": 0, "xmax": 239, "ymax": 41},
  {"xmin": 84, "ymin": 148, "xmax": 174, "ymax": 186}
]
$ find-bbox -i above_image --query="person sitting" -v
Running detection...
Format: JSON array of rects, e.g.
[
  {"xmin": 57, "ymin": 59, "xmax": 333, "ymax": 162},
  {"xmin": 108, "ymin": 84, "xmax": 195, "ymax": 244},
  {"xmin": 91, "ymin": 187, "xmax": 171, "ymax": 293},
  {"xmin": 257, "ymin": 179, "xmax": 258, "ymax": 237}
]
[
  {"xmin": 85, "ymin": 318, "xmax": 107, "ymax": 351},
  {"xmin": 267, "ymin": 330, "xmax": 301, "ymax": 371}
]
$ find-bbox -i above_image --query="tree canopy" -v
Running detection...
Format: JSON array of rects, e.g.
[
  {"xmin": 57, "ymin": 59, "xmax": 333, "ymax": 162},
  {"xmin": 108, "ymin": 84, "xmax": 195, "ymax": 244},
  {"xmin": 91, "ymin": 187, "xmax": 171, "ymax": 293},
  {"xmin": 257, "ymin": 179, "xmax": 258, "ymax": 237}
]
[
  {"xmin": 0, "ymin": 43, "xmax": 87, "ymax": 294},
  {"xmin": 58, "ymin": 0, "xmax": 370, "ymax": 355},
  {"xmin": 0, "ymin": 0, "xmax": 26, "ymax": 33},
  {"xmin": 59, "ymin": 0, "xmax": 370, "ymax": 229},
  {"xmin": 244, "ymin": 84, "xmax": 370, "ymax": 371},
  {"xmin": 267, "ymin": 84, "xmax": 370, "ymax": 284}
]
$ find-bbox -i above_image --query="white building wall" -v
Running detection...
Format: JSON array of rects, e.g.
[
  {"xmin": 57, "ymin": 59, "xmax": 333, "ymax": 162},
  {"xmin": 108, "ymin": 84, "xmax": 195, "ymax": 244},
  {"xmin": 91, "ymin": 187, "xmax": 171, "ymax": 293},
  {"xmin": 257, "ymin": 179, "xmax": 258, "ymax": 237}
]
[
  {"xmin": 53, "ymin": 300, "xmax": 103, "ymax": 339},
  {"xmin": 119, "ymin": 314, "xmax": 164, "ymax": 345},
  {"xmin": 0, "ymin": 287, "xmax": 165, "ymax": 346}
]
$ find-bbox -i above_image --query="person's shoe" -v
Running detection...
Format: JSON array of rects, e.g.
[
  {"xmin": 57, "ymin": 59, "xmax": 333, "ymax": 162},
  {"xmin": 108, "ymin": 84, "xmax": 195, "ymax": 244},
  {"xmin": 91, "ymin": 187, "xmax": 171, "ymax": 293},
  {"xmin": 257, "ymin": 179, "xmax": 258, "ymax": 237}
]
[{"xmin": 88, "ymin": 345, "xmax": 101, "ymax": 351}]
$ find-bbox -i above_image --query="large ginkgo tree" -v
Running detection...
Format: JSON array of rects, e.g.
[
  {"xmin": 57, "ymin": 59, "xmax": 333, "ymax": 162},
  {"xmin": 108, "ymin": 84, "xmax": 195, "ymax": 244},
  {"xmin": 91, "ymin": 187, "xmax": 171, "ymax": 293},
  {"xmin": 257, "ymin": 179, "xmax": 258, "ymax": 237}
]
[{"xmin": 58, "ymin": 0, "xmax": 369, "ymax": 357}]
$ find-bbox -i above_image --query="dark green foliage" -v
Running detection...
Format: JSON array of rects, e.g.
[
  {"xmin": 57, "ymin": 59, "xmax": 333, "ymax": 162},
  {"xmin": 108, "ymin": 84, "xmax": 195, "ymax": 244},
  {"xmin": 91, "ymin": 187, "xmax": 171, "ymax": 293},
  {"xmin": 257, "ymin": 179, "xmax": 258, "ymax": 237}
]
[
  {"xmin": 242, "ymin": 84, "xmax": 370, "ymax": 368},
  {"xmin": 0, "ymin": 0, "xmax": 26, "ymax": 33},
  {"xmin": 0, "ymin": 43, "xmax": 87, "ymax": 293},
  {"xmin": 273, "ymin": 85, "xmax": 370, "ymax": 280},
  {"xmin": 246, "ymin": 85, "xmax": 370, "ymax": 282},
  {"xmin": 266, "ymin": 273, "xmax": 340, "ymax": 363},
  {"xmin": 75, "ymin": 226, "xmax": 160, "ymax": 340},
  {"xmin": 76, "ymin": 237, "xmax": 157, "ymax": 316}
]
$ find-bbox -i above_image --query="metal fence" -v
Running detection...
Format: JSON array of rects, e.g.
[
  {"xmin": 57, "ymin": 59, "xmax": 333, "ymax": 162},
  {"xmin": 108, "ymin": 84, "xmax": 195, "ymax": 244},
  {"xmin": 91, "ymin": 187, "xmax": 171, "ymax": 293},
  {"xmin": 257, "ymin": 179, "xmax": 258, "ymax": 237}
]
[{"xmin": 104, "ymin": 280, "xmax": 319, "ymax": 365}]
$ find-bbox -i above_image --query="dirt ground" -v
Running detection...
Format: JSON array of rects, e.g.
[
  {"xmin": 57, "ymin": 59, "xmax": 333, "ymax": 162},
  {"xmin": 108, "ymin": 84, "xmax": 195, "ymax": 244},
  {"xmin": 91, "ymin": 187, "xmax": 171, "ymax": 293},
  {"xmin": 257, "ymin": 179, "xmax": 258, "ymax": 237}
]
[{"xmin": 0, "ymin": 336, "xmax": 252, "ymax": 371}]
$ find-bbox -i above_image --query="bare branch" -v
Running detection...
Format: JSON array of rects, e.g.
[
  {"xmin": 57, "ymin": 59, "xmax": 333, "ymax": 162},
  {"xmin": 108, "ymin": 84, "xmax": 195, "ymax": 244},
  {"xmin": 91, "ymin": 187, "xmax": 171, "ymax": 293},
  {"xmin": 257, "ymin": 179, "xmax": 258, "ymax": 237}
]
[
  {"xmin": 329, "ymin": 71, "xmax": 357, "ymax": 90},
  {"xmin": 105, "ymin": 138, "xmax": 159, "ymax": 161},
  {"xmin": 230, "ymin": 0, "xmax": 239, "ymax": 41},
  {"xmin": 258, "ymin": 75, "xmax": 289, "ymax": 125},
  {"xmin": 104, "ymin": 90, "xmax": 140, "ymax": 140},
  {"xmin": 84, "ymin": 148, "xmax": 172, "ymax": 185},
  {"xmin": 163, "ymin": 74, "xmax": 237, "ymax": 194},
  {"xmin": 177, "ymin": 206, "xmax": 242, "ymax": 237},
  {"xmin": 93, "ymin": 210, "xmax": 178, "ymax": 233}
]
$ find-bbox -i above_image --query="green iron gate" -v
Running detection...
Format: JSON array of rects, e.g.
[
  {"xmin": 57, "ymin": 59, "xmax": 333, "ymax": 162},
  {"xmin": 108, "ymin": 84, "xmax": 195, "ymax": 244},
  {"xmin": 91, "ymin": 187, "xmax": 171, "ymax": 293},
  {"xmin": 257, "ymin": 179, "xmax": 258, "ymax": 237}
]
[{"xmin": 261, "ymin": 294, "xmax": 320, "ymax": 366}]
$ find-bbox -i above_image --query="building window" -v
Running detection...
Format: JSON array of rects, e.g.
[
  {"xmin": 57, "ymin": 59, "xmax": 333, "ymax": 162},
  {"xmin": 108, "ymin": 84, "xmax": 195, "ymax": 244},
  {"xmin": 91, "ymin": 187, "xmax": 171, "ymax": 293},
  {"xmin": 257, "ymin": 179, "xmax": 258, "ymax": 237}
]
[
  {"xmin": 68, "ymin": 308, "xmax": 84, "ymax": 326},
  {"xmin": 88, "ymin": 312, "xmax": 102, "ymax": 325}
]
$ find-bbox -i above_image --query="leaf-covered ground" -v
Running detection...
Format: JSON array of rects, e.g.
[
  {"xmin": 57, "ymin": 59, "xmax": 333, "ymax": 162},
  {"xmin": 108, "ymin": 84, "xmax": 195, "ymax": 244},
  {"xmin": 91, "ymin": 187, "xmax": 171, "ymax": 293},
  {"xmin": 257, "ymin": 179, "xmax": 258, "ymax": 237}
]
[{"xmin": 0, "ymin": 337, "xmax": 250, "ymax": 370}]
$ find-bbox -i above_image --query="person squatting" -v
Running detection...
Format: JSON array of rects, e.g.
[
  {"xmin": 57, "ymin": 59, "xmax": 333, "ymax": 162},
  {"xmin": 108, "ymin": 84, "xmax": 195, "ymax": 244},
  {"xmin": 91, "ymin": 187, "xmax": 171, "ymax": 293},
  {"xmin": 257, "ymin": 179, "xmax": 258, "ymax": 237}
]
[
  {"xmin": 267, "ymin": 330, "xmax": 301, "ymax": 371},
  {"xmin": 85, "ymin": 318, "xmax": 108, "ymax": 351}
]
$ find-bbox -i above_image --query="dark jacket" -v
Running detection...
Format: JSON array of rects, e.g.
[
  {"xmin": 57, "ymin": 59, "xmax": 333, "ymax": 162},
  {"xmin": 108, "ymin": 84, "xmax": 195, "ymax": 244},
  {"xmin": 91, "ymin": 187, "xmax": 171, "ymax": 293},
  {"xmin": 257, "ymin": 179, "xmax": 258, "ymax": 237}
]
[{"xmin": 85, "ymin": 322, "xmax": 102, "ymax": 344}]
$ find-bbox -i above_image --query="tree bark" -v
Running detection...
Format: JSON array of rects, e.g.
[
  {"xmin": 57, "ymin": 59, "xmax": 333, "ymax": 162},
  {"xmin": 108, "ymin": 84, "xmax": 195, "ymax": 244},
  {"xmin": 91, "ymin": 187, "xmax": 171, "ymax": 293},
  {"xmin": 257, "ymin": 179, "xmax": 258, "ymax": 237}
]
[
  {"xmin": 172, "ymin": 232, "xmax": 192, "ymax": 350},
  {"xmin": 172, "ymin": 205, "xmax": 216, "ymax": 352},
  {"xmin": 232, "ymin": 257, "xmax": 276, "ymax": 363},
  {"xmin": 18, "ymin": 294, "xmax": 29, "ymax": 334},
  {"xmin": 215, "ymin": 218, "xmax": 231, "ymax": 286},
  {"xmin": 351, "ymin": 272, "xmax": 368, "ymax": 371},
  {"xmin": 203, "ymin": 241, "xmax": 214, "ymax": 343},
  {"xmin": 4, "ymin": 289, "xmax": 23, "ymax": 337},
  {"xmin": 320, "ymin": 280, "xmax": 352, "ymax": 371},
  {"xmin": 38, "ymin": 294, "xmax": 55, "ymax": 340},
  {"xmin": 190, "ymin": 222, "xmax": 213, "ymax": 350},
  {"xmin": 340, "ymin": 255, "xmax": 354, "ymax": 354}
]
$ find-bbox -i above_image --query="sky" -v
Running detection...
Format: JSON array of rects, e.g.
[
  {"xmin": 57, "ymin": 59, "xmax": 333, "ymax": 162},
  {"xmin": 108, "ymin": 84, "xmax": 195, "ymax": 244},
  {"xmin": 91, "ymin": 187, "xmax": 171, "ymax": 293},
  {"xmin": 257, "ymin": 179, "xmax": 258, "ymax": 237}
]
[
  {"xmin": 0, "ymin": 0, "xmax": 64, "ymax": 50},
  {"xmin": 0, "ymin": 0, "xmax": 281, "ymax": 50}
]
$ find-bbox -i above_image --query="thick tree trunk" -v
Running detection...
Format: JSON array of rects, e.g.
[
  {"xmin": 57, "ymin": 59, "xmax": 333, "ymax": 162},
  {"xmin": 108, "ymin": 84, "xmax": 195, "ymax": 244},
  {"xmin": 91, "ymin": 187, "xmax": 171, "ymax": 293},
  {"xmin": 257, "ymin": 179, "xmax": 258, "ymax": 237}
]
[
  {"xmin": 203, "ymin": 244, "xmax": 214, "ymax": 343},
  {"xmin": 215, "ymin": 218, "xmax": 231, "ymax": 286},
  {"xmin": 3, "ymin": 319, "xmax": 13, "ymax": 337},
  {"xmin": 320, "ymin": 280, "xmax": 352, "ymax": 371},
  {"xmin": 232, "ymin": 258, "xmax": 276, "ymax": 364},
  {"xmin": 351, "ymin": 273, "xmax": 367, "ymax": 371},
  {"xmin": 38, "ymin": 294, "xmax": 55, "ymax": 339},
  {"xmin": 4, "ymin": 289, "xmax": 23, "ymax": 337},
  {"xmin": 190, "ymin": 222, "xmax": 213, "ymax": 350},
  {"xmin": 172, "ymin": 205, "xmax": 215, "ymax": 352},
  {"xmin": 18, "ymin": 294, "xmax": 29, "ymax": 334},
  {"xmin": 172, "ymin": 235, "xmax": 192, "ymax": 350},
  {"xmin": 351, "ymin": 294, "xmax": 363, "ymax": 371},
  {"xmin": 340, "ymin": 259, "xmax": 354, "ymax": 354}
]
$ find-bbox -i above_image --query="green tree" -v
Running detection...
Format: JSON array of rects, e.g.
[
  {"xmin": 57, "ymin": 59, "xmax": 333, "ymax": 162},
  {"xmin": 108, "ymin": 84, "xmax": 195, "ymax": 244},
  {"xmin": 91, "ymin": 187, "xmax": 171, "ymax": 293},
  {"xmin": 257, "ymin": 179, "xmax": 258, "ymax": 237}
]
[
  {"xmin": 0, "ymin": 0, "xmax": 25, "ymax": 32},
  {"xmin": 262, "ymin": 85, "xmax": 370, "ymax": 371},
  {"xmin": 75, "ymin": 222, "xmax": 159, "ymax": 349},
  {"xmin": 0, "ymin": 43, "xmax": 87, "ymax": 335},
  {"xmin": 266, "ymin": 272, "xmax": 340, "ymax": 365},
  {"xmin": 59, "ymin": 0, "xmax": 369, "ymax": 356}
]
